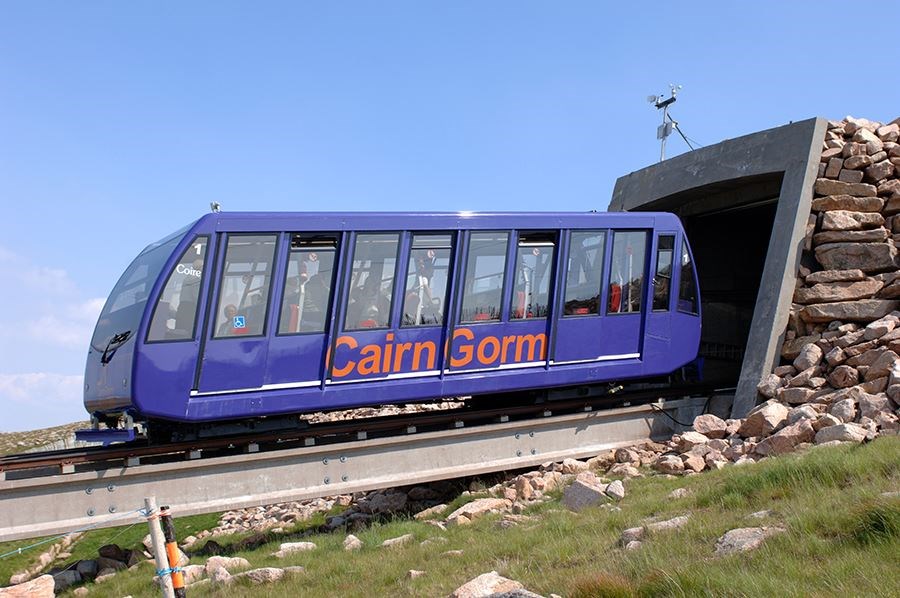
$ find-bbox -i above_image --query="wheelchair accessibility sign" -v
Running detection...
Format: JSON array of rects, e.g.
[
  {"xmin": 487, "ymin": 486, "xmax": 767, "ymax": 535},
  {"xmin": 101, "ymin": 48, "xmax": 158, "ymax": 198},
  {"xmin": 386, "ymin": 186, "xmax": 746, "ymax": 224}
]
[{"xmin": 233, "ymin": 315, "xmax": 246, "ymax": 329}]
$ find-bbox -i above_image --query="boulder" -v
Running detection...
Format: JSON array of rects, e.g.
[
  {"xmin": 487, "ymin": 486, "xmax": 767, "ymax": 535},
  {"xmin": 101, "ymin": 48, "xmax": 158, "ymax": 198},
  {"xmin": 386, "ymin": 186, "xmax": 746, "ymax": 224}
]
[
  {"xmin": 738, "ymin": 401, "xmax": 789, "ymax": 437},
  {"xmin": 782, "ymin": 334, "xmax": 821, "ymax": 359},
  {"xmin": 205, "ymin": 556, "xmax": 251, "ymax": 576},
  {"xmin": 343, "ymin": 534, "xmax": 363, "ymax": 551},
  {"xmin": 562, "ymin": 473, "xmax": 610, "ymax": 511},
  {"xmin": 651, "ymin": 454, "xmax": 685, "ymax": 474},
  {"xmin": 52, "ymin": 570, "xmax": 81, "ymax": 593},
  {"xmin": 677, "ymin": 431, "xmax": 710, "ymax": 452},
  {"xmin": 451, "ymin": 571, "xmax": 524, "ymax": 598},
  {"xmin": 645, "ymin": 514, "xmax": 691, "ymax": 533},
  {"xmin": 604, "ymin": 480, "xmax": 626, "ymax": 501},
  {"xmin": 828, "ymin": 365, "xmax": 860, "ymax": 388},
  {"xmin": 858, "ymin": 393, "xmax": 892, "ymax": 419},
  {"xmin": 810, "ymin": 196, "xmax": 883, "ymax": 213},
  {"xmin": 232, "ymin": 567, "xmax": 285, "ymax": 584},
  {"xmin": 794, "ymin": 344, "xmax": 823, "ymax": 370},
  {"xmin": 802, "ymin": 300, "xmax": 900, "ymax": 323},
  {"xmin": 815, "ymin": 423, "xmax": 868, "ymax": 443},
  {"xmin": 754, "ymin": 420, "xmax": 815, "ymax": 456},
  {"xmin": 820, "ymin": 211, "xmax": 884, "ymax": 231},
  {"xmin": 814, "ymin": 243, "xmax": 898, "ymax": 273},
  {"xmin": 815, "ymin": 179, "xmax": 878, "ymax": 196},
  {"xmin": 358, "ymin": 490, "xmax": 408, "ymax": 514},
  {"xmin": 795, "ymin": 279, "xmax": 884, "ymax": 304},
  {"xmin": 714, "ymin": 527, "xmax": 784, "ymax": 557},
  {"xmin": 692, "ymin": 414, "xmax": 727, "ymax": 439},
  {"xmin": 681, "ymin": 453, "xmax": 706, "ymax": 472},
  {"xmin": 0, "ymin": 575, "xmax": 55, "ymax": 597},
  {"xmin": 273, "ymin": 542, "xmax": 317, "ymax": 558},
  {"xmin": 757, "ymin": 374, "xmax": 782, "ymax": 398},
  {"xmin": 560, "ymin": 458, "xmax": 589, "ymax": 474},
  {"xmin": 381, "ymin": 534, "xmax": 414, "ymax": 548},
  {"xmin": 829, "ymin": 398, "xmax": 857, "ymax": 423},
  {"xmin": 813, "ymin": 227, "xmax": 889, "ymax": 244},
  {"xmin": 778, "ymin": 387, "xmax": 816, "ymax": 405},
  {"xmin": 865, "ymin": 350, "xmax": 899, "ymax": 380},
  {"xmin": 98, "ymin": 544, "xmax": 128, "ymax": 562},
  {"xmin": 445, "ymin": 498, "xmax": 511, "ymax": 523}
]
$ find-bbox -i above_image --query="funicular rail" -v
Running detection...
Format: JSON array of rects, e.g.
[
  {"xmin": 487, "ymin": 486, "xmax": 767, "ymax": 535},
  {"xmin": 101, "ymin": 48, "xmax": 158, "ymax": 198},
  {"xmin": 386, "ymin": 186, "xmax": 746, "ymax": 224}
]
[{"xmin": 0, "ymin": 394, "xmax": 707, "ymax": 542}]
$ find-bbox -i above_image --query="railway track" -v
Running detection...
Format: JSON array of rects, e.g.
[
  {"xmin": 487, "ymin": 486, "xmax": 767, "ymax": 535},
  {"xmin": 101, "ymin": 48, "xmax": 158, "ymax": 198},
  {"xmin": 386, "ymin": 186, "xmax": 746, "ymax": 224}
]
[{"xmin": 0, "ymin": 386, "xmax": 718, "ymax": 542}]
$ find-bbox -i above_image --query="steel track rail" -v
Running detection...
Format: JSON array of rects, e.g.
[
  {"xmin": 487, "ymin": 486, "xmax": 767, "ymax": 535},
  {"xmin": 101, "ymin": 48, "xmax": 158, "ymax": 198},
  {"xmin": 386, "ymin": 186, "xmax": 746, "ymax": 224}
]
[{"xmin": 0, "ymin": 396, "xmax": 706, "ymax": 542}]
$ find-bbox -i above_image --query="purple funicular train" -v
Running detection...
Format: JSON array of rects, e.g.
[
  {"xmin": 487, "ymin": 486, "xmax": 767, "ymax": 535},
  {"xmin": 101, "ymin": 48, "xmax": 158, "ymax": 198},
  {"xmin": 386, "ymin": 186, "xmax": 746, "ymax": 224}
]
[{"xmin": 79, "ymin": 211, "xmax": 700, "ymax": 443}]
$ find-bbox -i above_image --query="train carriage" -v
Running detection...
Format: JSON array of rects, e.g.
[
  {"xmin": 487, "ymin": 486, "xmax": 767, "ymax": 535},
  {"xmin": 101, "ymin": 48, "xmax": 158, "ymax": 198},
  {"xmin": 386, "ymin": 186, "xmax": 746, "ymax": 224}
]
[{"xmin": 83, "ymin": 211, "xmax": 701, "ymax": 440}]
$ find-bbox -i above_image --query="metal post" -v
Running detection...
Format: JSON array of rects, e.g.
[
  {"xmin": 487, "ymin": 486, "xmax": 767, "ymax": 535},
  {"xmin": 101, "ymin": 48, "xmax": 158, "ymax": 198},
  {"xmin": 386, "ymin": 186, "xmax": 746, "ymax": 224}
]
[
  {"xmin": 145, "ymin": 497, "xmax": 175, "ymax": 598},
  {"xmin": 160, "ymin": 506, "xmax": 187, "ymax": 598}
]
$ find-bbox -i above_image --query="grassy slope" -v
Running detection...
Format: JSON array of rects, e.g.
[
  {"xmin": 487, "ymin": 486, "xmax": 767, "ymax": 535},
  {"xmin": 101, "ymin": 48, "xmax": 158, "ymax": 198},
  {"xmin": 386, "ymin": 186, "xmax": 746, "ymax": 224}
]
[{"xmin": 4, "ymin": 437, "xmax": 897, "ymax": 597}]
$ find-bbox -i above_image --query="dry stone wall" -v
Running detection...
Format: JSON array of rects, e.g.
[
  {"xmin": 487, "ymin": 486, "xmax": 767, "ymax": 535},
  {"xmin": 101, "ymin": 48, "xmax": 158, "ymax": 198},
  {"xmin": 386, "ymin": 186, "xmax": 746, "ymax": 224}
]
[{"xmin": 758, "ymin": 115, "xmax": 900, "ymax": 438}]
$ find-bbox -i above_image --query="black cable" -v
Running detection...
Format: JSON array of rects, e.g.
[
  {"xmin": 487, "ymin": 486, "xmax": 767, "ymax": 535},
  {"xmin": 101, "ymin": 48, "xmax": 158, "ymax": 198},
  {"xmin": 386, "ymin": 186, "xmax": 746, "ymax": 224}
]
[
  {"xmin": 665, "ymin": 113, "xmax": 703, "ymax": 150},
  {"xmin": 650, "ymin": 394, "xmax": 712, "ymax": 428}
]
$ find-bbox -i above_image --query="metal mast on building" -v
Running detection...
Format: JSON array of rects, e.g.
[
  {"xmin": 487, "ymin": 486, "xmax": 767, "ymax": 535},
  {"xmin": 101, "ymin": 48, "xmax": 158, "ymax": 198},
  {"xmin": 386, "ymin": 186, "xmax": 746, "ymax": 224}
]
[{"xmin": 648, "ymin": 84, "xmax": 682, "ymax": 162}]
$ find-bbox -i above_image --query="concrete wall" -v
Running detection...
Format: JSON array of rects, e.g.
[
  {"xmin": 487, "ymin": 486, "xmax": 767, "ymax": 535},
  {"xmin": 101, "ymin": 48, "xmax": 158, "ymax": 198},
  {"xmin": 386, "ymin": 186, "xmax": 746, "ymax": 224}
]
[{"xmin": 610, "ymin": 118, "xmax": 828, "ymax": 417}]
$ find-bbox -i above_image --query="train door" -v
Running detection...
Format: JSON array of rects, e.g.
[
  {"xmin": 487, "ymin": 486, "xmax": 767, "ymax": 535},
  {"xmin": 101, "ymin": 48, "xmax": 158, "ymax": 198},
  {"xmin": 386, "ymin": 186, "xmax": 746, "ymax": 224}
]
[
  {"xmin": 197, "ymin": 234, "xmax": 279, "ymax": 393},
  {"xmin": 327, "ymin": 231, "xmax": 455, "ymax": 386},
  {"xmin": 265, "ymin": 233, "xmax": 340, "ymax": 390},
  {"xmin": 644, "ymin": 233, "xmax": 676, "ymax": 360},
  {"xmin": 552, "ymin": 230, "xmax": 607, "ymax": 364}
]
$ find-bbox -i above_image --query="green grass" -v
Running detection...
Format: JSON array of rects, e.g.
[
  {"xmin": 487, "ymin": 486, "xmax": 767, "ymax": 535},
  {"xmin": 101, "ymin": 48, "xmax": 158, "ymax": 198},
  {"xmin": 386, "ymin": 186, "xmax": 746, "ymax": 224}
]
[{"xmin": 7, "ymin": 437, "xmax": 898, "ymax": 597}]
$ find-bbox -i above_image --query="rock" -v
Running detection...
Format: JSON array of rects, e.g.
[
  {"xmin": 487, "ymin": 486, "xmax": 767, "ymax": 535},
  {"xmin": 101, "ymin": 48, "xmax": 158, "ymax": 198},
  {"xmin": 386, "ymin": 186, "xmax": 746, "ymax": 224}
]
[
  {"xmin": 757, "ymin": 374, "xmax": 782, "ymax": 398},
  {"xmin": 205, "ymin": 556, "xmax": 251, "ymax": 575},
  {"xmin": 414, "ymin": 504, "xmax": 448, "ymax": 520},
  {"xmin": 98, "ymin": 544, "xmax": 128, "ymax": 562},
  {"xmin": 788, "ymin": 404, "xmax": 819, "ymax": 424},
  {"xmin": 692, "ymin": 414, "xmax": 727, "ymax": 439},
  {"xmin": 381, "ymin": 534, "xmax": 414, "ymax": 548},
  {"xmin": 829, "ymin": 398, "xmax": 857, "ymax": 423},
  {"xmin": 782, "ymin": 334, "xmax": 821, "ymax": 359},
  {"xmin": 645, "ymin": 515, "xmax": 690, "ymax": 533},
  {"xmin": 0, "ymin": 575, "xmax": 55, "ymax": 597},
  {"xmin": 442, "ymin": 550, "xmax": 464, "ymax": 557},
  {"xmin": 814, "ymin": 228, "xmax": 891, "ymax": 246},
  {"xmin": 208, "ymin": 566, "xmax": 233, "ymax": 585},
  {"xmin": 451, "ymin": 571, "xmax": 524, "ymax": 598},
  {"xmin": 358, "ymin": 490, "xmax": 408, "ymax": 514},
  {"xmin": 829, "ymin": 365, "xmax": 860, "ymax": 388},
  {"xmin": 805, "ymin": 269, "xmax": 867, "ymax": 283},
  {"xmin": 515, "ymin": 476, "xmax": 534, "ymax": 502},
  {"xmin": 624, "ymin": 540, "xmax": 642, "ymax": 551},
  {"xmin": 677, "ymin": 431, "xmax": 710, "ymax": 452},
  {"xmin": 51, "ymin": 570, "xmax": 81, "ymax": 593},
  {"xmin": 813, "ymin": 414, "xmax": 842, "ymax": 431},
  {"xmin": 738, "ymin": 401, "xmax": 789, "ymax": 437},
  {"xmin": 181, "ymin": 564, "xmax": 206, "ymax": 585},
  {"xmin": 274, "ymin": 542, "xmax": 316, "ymax": 558},
  {"xmin": 865, "ymin": 317, "xmax": 898, "ymax": 340},
  {"xmin": 866, "ymin": 161, "xmax": 895, "ymax": 182},
  {"xmin": 754, "ymin": 420, "xmax": 815, "ymax": 457},
  {"xmin": 802, "ymin": 299, "xmax": 900, "ymax": 323},
  {"xmin": 605, "ymin": 480, "xmax": 626, "ymax": 501},
  {"xmin": 96, "ymin": 556, "xmax": 126, "ymax": 572},
  {"xmin": 865, "ymin": 350, "xmax": 899, "ymax": 380},
  {"xmin": 445, "ymin": 498, "xmax": 511, "ymax": 523},
  {"xmin": 620, "ymin": 527, "xmax": 645, "ymax": 544},
  {"xmin": 714, "ymin": 527, "xmax": 784, "ymax": 557},
  {"xmin": 815, "ymin": 423, "xmax": 868, "ymax": 444},
  {"xmin": 560, "ymin": 458, "xmax": 588, "ymax": 474},
  {"xmin": 232, "ymin": 567, "xmax": 285, "ymax": 584},
  {"xmin": 814, "ymin": 242, "xmax": 898, "ymax": 274},
  {"xmin": 681, "ymin": 453, "xmax": 706, "ymax": 472},
  {"xmin": 342, "ymin": 534, "xmax": 363, "ymax": 551},
  {"xmin": 821, "ymin": 211, "xmax": 883, "ymax": 231},
  {"xmin": 73, "ymin": 588, "xmax": 88, "ymax": 597},
  {"xmin": 93, "ymin": 569, "xmax": 117, "ymax": 584},
  {"xmin": 778, "ymin": 387, "xmax": 816, "ymax": 405},
  {"xmin": 843, "ymin": 155, "xmax": 873, "ymax": 170},
  {"xmin": 562, "ymin": 473, "xmax": 610, "ymax": 511},
  {"xmin": 814, "ymin": 178, "xmax": 878, "ymax": 197},
  {"xmin": 793, "ymin": 344, "xmax": 823, "ymax": 370},
  {"xmin": 858, "ymin": 393, "xmax": 892, "ymax": 419},
  {"xmin": 407, "ymin": 569, "xmax": 426, "ymax": 579},
  {"xmin": 811, "ymin": 196, "xmax": 883, "ymax": 213},
  {"xmin": 794, "ymin": 280, "xmax": 883, "ymax": 304},
  {"xmin": 652, "ymin": 454, "xmax": 685, "ymax": 474},
  {"xmin": 606, "ymin": 463, "xmax": 642, "ymax": 478},
  {"xmin": 614, "ymin": 448, "xmax": 640, "ymax": 464},
  {"xmin": 75, "ymin": 559, "xmax": 99, "ymax": 580}
]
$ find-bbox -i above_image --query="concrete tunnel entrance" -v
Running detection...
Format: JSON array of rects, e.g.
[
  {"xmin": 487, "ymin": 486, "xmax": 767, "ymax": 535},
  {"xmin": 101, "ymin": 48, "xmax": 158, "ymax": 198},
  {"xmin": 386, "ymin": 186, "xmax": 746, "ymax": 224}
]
[{"xmin": 609, "ymin": 118, "xmax": 828, "ymax": 416}]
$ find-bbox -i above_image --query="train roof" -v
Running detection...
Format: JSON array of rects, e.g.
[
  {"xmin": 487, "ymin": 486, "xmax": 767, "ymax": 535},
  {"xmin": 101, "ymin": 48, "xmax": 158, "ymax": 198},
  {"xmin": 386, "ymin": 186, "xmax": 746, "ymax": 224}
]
[{"xmin": 190, "ymin": 211, "xmax": 683, "ymax": 233}]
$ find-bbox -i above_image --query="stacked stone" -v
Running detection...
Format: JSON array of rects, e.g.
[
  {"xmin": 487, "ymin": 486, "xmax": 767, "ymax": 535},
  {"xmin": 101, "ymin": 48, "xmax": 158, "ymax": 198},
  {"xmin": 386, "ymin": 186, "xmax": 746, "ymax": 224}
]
[{"xmin": 759, "ymin": 115, "xmax": 900, "ymax": 441}]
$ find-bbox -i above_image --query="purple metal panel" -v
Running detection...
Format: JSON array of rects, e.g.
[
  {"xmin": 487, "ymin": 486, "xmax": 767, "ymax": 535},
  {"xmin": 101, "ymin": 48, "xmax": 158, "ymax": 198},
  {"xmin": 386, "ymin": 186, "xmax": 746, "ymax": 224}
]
[
  {"xmin": 329, "ymin": 327, "xmax": 443, "ymax": 383},
  {"xmin": 447, "ymin": 320, "xmax": 549, "ymax": 374},
  {"xmin": 265, "ymin": 334, "xmax": 328, "ymax": 386}
]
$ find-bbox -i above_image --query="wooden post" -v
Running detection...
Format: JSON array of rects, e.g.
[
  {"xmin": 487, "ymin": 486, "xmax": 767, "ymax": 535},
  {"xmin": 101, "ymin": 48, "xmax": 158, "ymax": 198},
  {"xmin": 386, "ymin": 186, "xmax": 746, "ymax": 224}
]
[
  {"xmin": 160, "ymin": 506, "xmax": 186, "ymax": 597},
  {"xmin": 145, "ymin": 497, "xmax": 175, "ymax": 598}
]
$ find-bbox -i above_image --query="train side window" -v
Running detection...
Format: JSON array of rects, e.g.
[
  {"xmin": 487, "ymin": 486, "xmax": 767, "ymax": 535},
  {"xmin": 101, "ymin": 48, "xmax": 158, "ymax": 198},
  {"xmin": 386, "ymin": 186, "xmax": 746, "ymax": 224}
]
[
  {"xmin": 344, "ymin": 233, "xmax": 400, "ymax": 330},
  {"xmin": 678, "ymin": 240, "xmax": 699, "ymax": 314},
  {"xmin": 564, "ymin": 231, "xmax": 605, "ymax": 316},
  {"xmin": 402, "ymin": 234, "xmax": 453, "ymax": 327},
  {"xmin": 607, "ymin": 231, "xmax": 647, "ymax": 314},
  {"xmin": 460, "ymin": 231, "xmax": 509, "ymax": 323},
  {"xmin": 652, "ymin": 235, "xmax": 675, "ymax": 312},
  {"xmin": 213, "ymin": 235, "xmax": 278, "ymax": 338},
  {"xmin": 511, "ymin": 233, "xmax": 555, "ymax": 320},
  {"xmin": 278, "ymin": 235, "xmax": 338, "ymax": 334},
  {"xmin": 147, "ymin": 236, "xmax": 209, "ymax": 342}
]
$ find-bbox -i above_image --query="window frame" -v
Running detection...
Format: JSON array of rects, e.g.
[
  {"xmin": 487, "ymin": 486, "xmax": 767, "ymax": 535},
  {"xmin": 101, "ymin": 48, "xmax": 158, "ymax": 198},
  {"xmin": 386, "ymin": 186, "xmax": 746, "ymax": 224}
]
[
  {"xmin": 510, "ymin": 231, "xmax": 557, "ymax": 321},
  {"xmin": 605, "ymin": 229, "xmax": 649, "ymax": 317},
  {"xmin": 652, "ymin": 234, "xmax": 675, "ymax": 313},
  {"xmin": 211, "ymin": 232, "xmax": 280, "ymax": 340},
  {"xmin": 276, "ymin": 233, "xmax": 340, "ymax": 337},
  {"xmin": 400, "ymin": 232, "xmax": 455, "ymax": 329},
  {"xmin": 341, "ymin": 231, "xmax": 403, "ymax": 331},
  {"xmin": 145, "ymin": 234, "xmax": 211, "ymax": 344},
  {"xmin": 458, "ymin": 230, "xmax": 512, "ymax": 325},
  {"xmin": 677, "ymin": 236, "xmax": 700, "ymax": 315},
  {"xmin": 562, "ymin": 229, "xmax": 607, "ymax": 318}
]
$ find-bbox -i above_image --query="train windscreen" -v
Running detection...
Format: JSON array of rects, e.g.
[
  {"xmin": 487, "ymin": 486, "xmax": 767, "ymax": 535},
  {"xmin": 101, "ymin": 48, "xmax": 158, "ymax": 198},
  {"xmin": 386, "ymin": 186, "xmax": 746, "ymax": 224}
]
[{"xmin": 90, "ymin": 225, "xmax": 190, "ymax": 351}]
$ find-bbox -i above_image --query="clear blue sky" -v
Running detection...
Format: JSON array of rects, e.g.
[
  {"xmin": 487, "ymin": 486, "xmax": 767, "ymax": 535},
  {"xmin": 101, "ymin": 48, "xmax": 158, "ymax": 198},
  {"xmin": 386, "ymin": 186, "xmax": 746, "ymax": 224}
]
[{"xmin": 1, "ymin": 2, "xmax": 897, "ymax": 431}]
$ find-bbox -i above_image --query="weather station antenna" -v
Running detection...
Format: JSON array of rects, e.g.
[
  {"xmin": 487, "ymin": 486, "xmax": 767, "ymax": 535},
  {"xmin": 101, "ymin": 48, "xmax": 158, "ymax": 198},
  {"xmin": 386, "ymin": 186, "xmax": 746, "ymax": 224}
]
[{"xmin": 647, "ymin": 84, "xmax": 700, "ymax": 162}]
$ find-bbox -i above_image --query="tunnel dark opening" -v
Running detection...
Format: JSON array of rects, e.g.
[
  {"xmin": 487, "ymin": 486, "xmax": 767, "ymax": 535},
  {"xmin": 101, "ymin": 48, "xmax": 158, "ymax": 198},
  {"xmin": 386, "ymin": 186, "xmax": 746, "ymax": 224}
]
[{"xmin": 684, "ymin": 200, "xmax": 777, "ymax": 386}]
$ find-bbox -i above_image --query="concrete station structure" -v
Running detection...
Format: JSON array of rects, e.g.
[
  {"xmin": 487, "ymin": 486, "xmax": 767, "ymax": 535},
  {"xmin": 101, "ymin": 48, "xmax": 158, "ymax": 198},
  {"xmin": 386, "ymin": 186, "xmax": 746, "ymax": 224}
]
[{"xmin": 610, "ymin": 118, "xmax": 829, "ymax": 418}]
